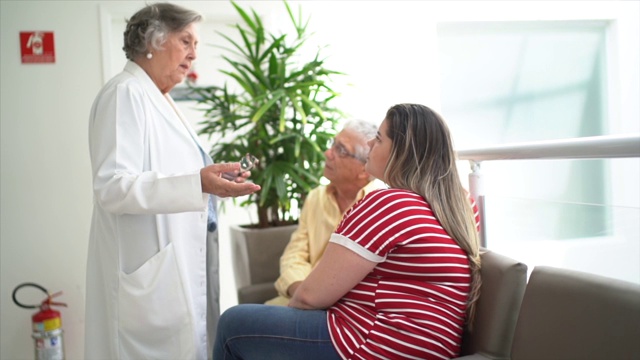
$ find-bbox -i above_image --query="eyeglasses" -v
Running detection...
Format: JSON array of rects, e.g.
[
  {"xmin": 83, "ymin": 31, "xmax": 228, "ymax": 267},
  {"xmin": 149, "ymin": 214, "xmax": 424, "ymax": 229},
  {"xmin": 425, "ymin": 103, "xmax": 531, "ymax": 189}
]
[{"xmin": 329, "ymin": 140, "xmax": 365, "ymax": 162}]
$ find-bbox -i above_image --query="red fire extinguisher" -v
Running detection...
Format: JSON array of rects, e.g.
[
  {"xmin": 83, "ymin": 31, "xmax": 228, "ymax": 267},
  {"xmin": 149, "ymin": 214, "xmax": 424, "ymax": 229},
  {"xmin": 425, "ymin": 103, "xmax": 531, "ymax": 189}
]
[{"xmin": 12, "ymin": 282, "xmax": 67, "ymax": 360}]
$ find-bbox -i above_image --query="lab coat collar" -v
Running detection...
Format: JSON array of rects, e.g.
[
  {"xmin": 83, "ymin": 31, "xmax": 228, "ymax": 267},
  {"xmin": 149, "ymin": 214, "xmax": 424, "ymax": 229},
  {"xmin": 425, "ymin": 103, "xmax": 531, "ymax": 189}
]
[
  {"xmin": 123, "ymin": 61, "xmax": 211, "ymax": 164},
  {"xmin": 123, "ymin": 61, "xmax": 178, "ymax": 125}
]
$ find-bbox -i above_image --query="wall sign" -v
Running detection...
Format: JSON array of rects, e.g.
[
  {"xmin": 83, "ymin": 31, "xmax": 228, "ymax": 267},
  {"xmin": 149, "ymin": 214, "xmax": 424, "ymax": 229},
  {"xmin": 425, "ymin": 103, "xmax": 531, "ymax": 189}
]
[{"xmin": 20, "ymin": 31, "xmax": 55, "ymax": 64}]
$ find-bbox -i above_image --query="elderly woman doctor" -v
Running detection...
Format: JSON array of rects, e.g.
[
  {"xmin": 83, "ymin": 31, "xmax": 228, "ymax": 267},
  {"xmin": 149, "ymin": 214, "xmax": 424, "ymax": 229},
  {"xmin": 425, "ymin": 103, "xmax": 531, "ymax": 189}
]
[{"xmin": 85, "ymin": 3, "xmax": 260, "ymax": 360}]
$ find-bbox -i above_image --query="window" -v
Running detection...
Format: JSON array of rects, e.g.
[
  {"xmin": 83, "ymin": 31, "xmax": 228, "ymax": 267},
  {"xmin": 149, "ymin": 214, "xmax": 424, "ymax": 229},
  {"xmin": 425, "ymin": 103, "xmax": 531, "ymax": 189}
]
[{"xmin": 438, "ymin": 21, "xmax": 610, "ymax": 239}]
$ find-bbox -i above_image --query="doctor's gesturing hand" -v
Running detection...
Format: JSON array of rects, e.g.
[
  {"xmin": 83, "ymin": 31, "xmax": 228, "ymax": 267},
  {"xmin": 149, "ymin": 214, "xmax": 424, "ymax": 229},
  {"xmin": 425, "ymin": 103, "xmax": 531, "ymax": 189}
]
[{"xmin": 201, "ymin": 162, "xmax": 261, "ymax": 198}]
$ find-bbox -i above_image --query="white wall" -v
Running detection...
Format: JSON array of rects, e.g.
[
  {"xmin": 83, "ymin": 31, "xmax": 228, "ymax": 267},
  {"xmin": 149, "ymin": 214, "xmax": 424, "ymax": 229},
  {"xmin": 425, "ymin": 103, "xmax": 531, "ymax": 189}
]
[
  {"xmin": 1, "ymin": 2, "xmax": 101, "ymax": 359},
  {"xmin": 1, "ymin": 1, "xmax": 638, "ymax": 359}
]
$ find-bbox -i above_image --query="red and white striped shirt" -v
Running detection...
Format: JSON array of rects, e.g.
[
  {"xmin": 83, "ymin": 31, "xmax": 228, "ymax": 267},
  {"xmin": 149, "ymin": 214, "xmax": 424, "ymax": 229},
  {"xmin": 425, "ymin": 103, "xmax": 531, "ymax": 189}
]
[{"xmin": 327, "ymin": 188, "xmax": 475, "ymax": 360}]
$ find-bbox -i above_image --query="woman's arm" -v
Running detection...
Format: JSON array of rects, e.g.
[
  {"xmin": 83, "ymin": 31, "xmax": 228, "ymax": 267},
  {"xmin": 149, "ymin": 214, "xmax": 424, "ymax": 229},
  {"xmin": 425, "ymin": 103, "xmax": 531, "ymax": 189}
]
[{"xmin": 288, "ymin": 242, "xmax": 376, "ymax": 309}]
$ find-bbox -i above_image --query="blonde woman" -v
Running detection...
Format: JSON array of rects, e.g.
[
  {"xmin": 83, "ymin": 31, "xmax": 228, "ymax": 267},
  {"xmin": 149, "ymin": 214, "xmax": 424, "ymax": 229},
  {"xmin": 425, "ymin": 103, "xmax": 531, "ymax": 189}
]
[{"xmin": 214, "ymin": 103, "xmax": 480, "ymax": 360}]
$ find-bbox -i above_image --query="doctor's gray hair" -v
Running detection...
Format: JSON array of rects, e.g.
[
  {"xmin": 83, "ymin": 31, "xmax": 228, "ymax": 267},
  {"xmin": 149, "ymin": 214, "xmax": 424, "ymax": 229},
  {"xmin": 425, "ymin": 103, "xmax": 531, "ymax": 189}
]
[
  {"xmin": 341, "ymin": 119, "xmax": 378, "ymax": 162},
  {"xmin": 123, "ymin": 2, "xmax": 202, "ymax": 60}
]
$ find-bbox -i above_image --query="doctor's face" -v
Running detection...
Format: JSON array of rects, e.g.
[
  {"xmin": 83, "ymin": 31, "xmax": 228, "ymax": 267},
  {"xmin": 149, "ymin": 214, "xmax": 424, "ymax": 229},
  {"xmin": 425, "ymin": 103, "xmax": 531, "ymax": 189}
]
[{"xmin": 147, "ymin": 23, "xmax": 199, "ymax": 94}]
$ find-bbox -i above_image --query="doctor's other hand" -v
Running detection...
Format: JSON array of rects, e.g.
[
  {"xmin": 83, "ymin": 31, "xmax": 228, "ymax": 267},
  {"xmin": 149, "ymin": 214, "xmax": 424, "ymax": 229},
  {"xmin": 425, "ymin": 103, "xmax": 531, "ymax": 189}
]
[{"xmin": 201, "ymin": 163, "xmax": 260, "ymax": 198}]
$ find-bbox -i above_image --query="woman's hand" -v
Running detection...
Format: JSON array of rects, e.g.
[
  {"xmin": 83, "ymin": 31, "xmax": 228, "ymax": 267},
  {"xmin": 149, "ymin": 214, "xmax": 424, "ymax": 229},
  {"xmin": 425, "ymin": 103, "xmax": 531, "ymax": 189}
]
[
  {"xmin": 201, "ymin": 163, "xmax": 260, "ymax": 198},
  {"xmin": 288, "ymin": 243, "xmax": 376, "ymax": 310}
]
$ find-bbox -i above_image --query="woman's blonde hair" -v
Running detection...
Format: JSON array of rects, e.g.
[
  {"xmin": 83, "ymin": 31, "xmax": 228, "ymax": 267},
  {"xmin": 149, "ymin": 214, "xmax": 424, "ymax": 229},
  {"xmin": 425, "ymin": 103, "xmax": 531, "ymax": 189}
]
[{"xmin": 382, "ymin": 103, "xmax": 481, "ymax": 324}]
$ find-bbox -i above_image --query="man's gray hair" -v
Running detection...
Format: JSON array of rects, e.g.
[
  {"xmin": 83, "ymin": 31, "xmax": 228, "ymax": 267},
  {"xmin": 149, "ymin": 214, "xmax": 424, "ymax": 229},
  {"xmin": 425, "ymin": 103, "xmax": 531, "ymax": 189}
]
[{"xmin": 342, "ymin": 119, "xmax": 378, "ymax": 162}]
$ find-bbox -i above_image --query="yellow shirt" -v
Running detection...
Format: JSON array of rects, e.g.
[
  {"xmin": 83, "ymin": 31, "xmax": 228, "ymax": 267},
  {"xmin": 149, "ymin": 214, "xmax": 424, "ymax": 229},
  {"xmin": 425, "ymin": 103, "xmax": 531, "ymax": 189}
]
[{"xmin": 266, "ymin": 181, "xmax": 382, "ymax": 306}]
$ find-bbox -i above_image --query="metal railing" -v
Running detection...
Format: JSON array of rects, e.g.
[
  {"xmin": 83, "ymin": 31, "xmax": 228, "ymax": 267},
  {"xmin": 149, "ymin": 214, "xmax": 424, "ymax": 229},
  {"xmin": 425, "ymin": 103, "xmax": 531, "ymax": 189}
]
[{"xmin": 456, "ymin": 133, "xmax": 640, "ymax": 246}]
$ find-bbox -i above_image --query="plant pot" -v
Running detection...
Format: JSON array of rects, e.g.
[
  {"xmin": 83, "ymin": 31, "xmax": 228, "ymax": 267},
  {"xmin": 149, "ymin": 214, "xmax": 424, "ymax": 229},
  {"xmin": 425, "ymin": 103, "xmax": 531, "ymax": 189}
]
[{"xmin": 229, "ymin": 224, "xmax": 297, "ymax": 303}]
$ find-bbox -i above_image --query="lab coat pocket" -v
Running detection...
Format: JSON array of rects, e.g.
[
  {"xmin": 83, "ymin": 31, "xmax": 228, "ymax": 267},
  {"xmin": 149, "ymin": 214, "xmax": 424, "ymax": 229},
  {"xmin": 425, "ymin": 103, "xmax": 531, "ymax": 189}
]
[{"xmin": 118, "ymin": 243, "xmax": 195, "ymax": 359}]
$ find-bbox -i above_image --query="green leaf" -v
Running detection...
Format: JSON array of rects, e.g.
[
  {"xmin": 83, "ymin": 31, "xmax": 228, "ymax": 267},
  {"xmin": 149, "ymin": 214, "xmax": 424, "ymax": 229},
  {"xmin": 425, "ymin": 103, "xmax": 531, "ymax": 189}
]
[{"xmin": 192, "ymin": 0, "xmax": 344, "ymax": 226}]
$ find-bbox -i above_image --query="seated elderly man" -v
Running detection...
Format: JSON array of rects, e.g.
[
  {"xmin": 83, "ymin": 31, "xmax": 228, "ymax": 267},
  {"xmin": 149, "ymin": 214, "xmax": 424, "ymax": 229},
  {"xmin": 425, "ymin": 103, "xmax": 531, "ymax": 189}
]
[{"xmin": 266, "ymin": 119, "xmax": 382, "ymax": 306}]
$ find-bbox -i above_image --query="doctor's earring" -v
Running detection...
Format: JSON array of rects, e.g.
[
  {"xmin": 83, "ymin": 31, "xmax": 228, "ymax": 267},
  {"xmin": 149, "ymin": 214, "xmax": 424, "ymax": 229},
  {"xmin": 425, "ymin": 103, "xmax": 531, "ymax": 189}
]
[{"xmin": 146, "ymin": 52, "xmax": 153, "ymax": 60}]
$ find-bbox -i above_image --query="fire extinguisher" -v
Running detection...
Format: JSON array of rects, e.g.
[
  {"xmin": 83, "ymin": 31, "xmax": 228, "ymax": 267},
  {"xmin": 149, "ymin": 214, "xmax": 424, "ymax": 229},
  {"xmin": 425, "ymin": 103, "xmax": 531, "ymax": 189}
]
[{"xmin": 12, "ymin": 282, "xmax": 67, "ymax": 360}]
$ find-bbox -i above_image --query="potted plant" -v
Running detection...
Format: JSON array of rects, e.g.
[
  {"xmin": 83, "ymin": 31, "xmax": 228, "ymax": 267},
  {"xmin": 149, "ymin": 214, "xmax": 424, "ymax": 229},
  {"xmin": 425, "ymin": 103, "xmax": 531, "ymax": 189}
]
[
  {"xmin": 191, "ymin": 0, "xmax": 344, "ymax": 229},
  {"xmin": 190, "ymin": 1, "xmax": 345, "ymax": 301}
]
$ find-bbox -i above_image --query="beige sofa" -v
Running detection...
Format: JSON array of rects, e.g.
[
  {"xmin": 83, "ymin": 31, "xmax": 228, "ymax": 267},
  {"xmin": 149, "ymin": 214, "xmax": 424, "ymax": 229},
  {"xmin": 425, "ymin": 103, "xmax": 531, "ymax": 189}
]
[
  {"xmin": 508, "ymin": 266, "xmax": 640, "ymax": 360},
  {"xmin": 231, "ymin": 225, "xmax": 295, "ymax": 304},
  {"xmin": 458, "ymin": 265, "xmax": 640, "ymax": 360},
  {"xmin": 456, "ymin": 249, "xmax": 528, "ymax": 359},
  {"xmin": 232, "ymin": 238, "xmax": 640, "ymax": 359}
]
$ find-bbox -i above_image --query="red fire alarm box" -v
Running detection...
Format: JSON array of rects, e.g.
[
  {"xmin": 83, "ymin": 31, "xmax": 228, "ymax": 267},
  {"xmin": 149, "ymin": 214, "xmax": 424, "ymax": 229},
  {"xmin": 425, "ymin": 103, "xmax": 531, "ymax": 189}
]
[{"xmin": 20, "ymin": 31, "xmax": 55, "ymax": 64}]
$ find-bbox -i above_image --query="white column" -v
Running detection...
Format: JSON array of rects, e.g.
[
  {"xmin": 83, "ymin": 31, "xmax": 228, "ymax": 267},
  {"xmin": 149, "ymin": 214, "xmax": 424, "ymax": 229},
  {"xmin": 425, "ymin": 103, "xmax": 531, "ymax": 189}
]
[{"xmin": 468, "ymin": 161, "xmax": 487, "ymax": 247}]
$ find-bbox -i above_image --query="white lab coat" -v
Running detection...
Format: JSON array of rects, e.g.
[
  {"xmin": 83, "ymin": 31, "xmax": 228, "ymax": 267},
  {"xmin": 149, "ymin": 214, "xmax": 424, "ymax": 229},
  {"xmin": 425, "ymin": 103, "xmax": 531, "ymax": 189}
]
[{"xmin": 85, "ymin": 61, "xmax": 217, "ymax": 360}]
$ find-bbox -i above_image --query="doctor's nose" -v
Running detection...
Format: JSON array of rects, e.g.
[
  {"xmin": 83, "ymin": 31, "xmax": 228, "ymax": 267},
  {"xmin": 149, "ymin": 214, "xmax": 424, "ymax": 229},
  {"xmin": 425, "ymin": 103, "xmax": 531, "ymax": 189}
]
[{"xmin": 187, "ymin": 43, "xmax": 197, "ymax": 60}]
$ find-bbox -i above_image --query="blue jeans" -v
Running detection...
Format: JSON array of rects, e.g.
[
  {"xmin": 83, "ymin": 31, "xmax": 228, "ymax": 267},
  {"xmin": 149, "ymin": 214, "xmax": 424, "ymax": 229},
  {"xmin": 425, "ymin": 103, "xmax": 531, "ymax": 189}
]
[{"xmin": 213, "ymin": 304, "xmax": 342, "ymax": 360}]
